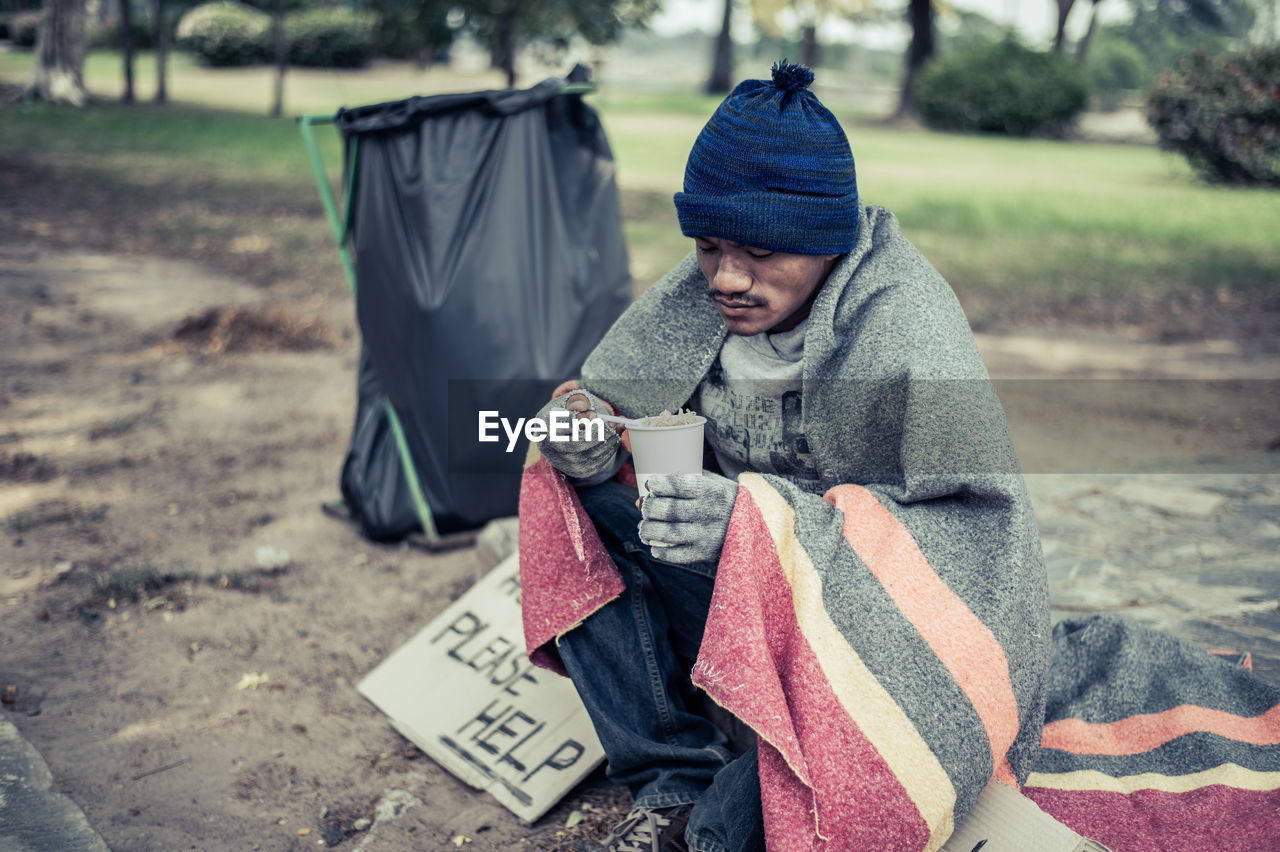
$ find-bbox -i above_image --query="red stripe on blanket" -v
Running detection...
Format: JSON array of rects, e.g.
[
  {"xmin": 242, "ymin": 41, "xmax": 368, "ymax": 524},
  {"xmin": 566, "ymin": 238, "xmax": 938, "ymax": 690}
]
[
  {"xmin": 1025, "ymin": 785, "xmax": 1280, "ymax": 852},
  {"xmin": 1042, "ymin": 703, "xmax": 1280, "ymax": 756},
  {"xmin": 517, "ymin": 459, "xmax": 625, "ymax": 674},
  {"xmin": 828, "ymin": 484, "xmax": 1020, "ymax": 786},
  {"xmin": 694, "ymin": 489, "xmax": 932, "ymax": 849}
]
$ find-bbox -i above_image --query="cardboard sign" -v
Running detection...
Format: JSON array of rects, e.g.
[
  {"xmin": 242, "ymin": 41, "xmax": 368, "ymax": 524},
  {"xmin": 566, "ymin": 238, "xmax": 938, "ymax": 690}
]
[{"xmin": 358, "ymin": 554, "xmax": 604, "ymax": 822}]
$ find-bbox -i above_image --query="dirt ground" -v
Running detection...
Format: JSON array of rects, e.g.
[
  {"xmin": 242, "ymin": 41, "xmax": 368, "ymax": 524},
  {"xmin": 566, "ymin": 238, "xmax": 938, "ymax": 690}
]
[{"xmin": 1, "ymin": 239, "xmax": 1278, "ymax": 851}]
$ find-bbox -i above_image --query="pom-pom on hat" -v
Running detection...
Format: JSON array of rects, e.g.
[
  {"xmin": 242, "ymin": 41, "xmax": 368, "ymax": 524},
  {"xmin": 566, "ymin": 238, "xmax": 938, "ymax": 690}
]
[{"xmin": 674, "ymin": 60, "xmax": 858, "ymax": 255}]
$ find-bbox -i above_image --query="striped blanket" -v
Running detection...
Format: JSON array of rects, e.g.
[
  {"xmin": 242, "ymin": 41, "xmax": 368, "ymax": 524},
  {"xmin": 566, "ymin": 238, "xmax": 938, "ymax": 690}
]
[
  {"xmin": 1025, "ymin": 616, "xmax": 1280, "ymax": 851},
  {"xmin": 519, "ymin": 461, "xmax": 1280, "ymax": 850},
  {"xmin": 518, "ymin": 205, "xmax": 1280, "ymax": 848}
]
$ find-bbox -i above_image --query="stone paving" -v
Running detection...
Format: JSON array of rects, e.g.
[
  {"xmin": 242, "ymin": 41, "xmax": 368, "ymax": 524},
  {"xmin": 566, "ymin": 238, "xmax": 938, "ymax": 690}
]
[
  {"xmin": 0, "ymin": 719, "xmax": 109, "ymax": 851},
  {"xmin": 1029, "ymin": 464, "xmax": 1280, "ymax": 685}
]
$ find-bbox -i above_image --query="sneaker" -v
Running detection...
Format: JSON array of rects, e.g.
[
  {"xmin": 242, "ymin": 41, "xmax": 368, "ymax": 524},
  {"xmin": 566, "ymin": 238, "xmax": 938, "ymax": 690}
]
[{"xmin": 600, "ymin": 804, "xmax": 692, "ymax": 852}]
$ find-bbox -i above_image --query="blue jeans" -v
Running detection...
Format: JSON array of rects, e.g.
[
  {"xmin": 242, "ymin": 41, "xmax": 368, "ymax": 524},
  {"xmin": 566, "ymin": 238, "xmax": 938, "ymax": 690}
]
[{"xmin": 558, "ymin": 480, "xmax": 766, "ymax": 852}]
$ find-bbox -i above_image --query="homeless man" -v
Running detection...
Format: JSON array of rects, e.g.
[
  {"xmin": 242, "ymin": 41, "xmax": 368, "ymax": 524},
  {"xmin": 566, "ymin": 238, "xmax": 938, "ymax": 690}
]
[{"xmin": 518, "ymin": 61, "xmax": 1051, "ymax": 852}]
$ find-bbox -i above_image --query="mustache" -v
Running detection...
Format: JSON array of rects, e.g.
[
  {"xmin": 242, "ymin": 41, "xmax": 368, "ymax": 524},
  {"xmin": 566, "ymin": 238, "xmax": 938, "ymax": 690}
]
[{"xmin": 710, "ymin": 291, "xmax": 766, "ymax": 308}]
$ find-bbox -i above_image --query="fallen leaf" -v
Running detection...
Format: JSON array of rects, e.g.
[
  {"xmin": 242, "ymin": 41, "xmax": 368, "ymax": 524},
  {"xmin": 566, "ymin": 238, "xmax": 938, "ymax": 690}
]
[
  {"xmin": 451, "ymin": 836, "xmax": 471, "ymax": 847},
  {"xmin": 565, "ymin": 810, "xmax": 585, "ymax": 829}
]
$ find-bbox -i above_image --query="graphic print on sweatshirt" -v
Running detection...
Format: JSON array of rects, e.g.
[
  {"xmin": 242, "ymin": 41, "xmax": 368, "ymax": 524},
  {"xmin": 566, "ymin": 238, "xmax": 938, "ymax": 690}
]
[{"xmin": 696, "ymin": 324, "xmax": 823, "ymax": 494}]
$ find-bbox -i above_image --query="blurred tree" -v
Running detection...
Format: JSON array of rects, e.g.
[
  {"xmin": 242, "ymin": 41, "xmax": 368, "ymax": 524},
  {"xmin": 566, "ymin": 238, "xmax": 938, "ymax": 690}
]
[
  {"xmin": 1088, "ymin": 0, "xmax": 1256, "ymax": 84},
  {"xmin": 231, "ymin": 0, "xmax": 306, "ymax": 115},
  {"xmin": 938, "ymin": 6, "xmax": 1013, "ymax": 53},
  {"xmin": 151, "ymin": 0, "xmax": 169, "ymax": 102},
  {"xmin": 1051, "ymin": 0, "xmax": 1112, "ymax": 57},
  {"xmin": 369, "ymin": 0, "xmax": 454, "ymax": 66},
  {"xmin": 269, "ymin": 0, "xmax": 284, "ymax": 116},
  {"xmin": 30, "ymin": 0, "xmax": 88, "ymax": 105},
  {"xmin": 1053, "ymin": 0, "xmax": 1073, "ymax": 51},
  {"xmin": 120, "ymin": 0, "xmax": 135, "ymax": 102},
  {"xmin": 707, "ymin": 0, "xmax": 734, "ymax": 93},
  {"xmin": 1055, "ymin": 0, "xmax": 1252, "ymax": 62},
  {"xmin": 894, "ymin": 0, "xmax": 934, "ymax": 118},
  {"xmin": 1128, "ymin": 0, "xmax": 1256, "ymax": 43},
  {"xmin": 752, "ymin": 0, "xmax": 875, "ymax": 68},
  {"xmin": 1074, "ymin": 0, "xmax": 1107, "ymax": 62},
  {"xmin": 458, "ymin": 0, "xmax": 659, "ymax": 88}
]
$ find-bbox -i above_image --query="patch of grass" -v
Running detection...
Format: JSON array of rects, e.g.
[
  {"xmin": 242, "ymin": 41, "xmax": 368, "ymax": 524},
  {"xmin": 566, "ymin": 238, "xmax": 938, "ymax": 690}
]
[
  {"xmin": 0, "ymin": 48, "xmax": 510, "ymax": 115},
  {"xmin": 0, "ymin": 119, "xmax": 349, "ymax": 294},
  {"xmin": 170, "ymin": 305, "xmax": 340, "ymax": 354},
  {"xmin": 604, "ymin": 108, "xmax": 1280, "ymax": 328},
  {"xmin": 0, "ymin": 57, "xmax": 1276, "ymax": 333},
  {"xmin": 93, "ymin": 566, "xmax": 191, "ymax": 601},
  {"xmin": 592, "ymin": 87, "xmax": 727, "ymax": 118},
  {"xmin": 0, "ymin": 98, "xmax": 338, "ymax": 179},
  {"xmin": 79, "ymin": 562, "xmax": 290, "ymax": 614},
  {"xmin": 208, "ymin": 564, "xmax": 290, "ymax": 594},
  {"xmin": 0, "ymin": 451, "xmax": 58, "ymax": 482},
  {"xmin": 4, "ymin": 500, "xmax": 106, "ymax": 534}
]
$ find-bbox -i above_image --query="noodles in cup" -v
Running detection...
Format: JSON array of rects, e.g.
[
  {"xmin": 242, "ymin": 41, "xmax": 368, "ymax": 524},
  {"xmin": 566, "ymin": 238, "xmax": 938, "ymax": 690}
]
[{"xmin": 639, "ymin": 409, "xmax": 701, "ymax": 428}]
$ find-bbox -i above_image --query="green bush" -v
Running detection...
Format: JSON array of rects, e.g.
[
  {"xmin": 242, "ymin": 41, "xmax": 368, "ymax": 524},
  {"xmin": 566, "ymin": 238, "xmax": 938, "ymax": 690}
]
[
  {"xmin": 1086, "ymin": 39, "xmax": 1148, "ymax": 108},
  {"xmin": 916, "ymin": 37, "xmax": 1091, "ymax": 136},
  {"xmin": 176, "ymin": 0, "xmax": 270, "ymax": 67},
  {"xmin": 1146, "ymin": 46, "xmax": 1280, "ymax": 186},
  {"xmin": 285, "ymin": 7, "xmax": 375, "ymax": 68},
  {"xmin": 10, "ymin": 10, "xmax": 41, "ymax": 48}
]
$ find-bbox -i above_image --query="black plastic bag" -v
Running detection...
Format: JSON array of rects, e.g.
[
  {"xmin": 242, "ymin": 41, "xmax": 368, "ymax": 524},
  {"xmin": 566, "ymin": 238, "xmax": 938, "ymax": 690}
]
[{"xmin": 335, "ymin": 71, "xmax": 631, "ymax": 539}]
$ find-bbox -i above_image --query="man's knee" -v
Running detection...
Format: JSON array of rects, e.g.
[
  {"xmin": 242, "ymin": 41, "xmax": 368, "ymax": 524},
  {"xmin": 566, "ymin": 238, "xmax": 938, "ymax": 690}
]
[{"xmin": 575, "ymin": 479, "xmax": 644, "ymax": 548}]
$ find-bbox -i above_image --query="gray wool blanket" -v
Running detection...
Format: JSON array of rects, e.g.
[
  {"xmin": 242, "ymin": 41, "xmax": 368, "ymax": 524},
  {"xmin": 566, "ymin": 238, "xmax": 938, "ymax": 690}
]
[
  {"xmin": 520, "ymin": 204, "xmax": 1053, "ymax": 847},
  {"xmin": 521, "ymin": 204, "xmax": 1280, "ymax": 849}
]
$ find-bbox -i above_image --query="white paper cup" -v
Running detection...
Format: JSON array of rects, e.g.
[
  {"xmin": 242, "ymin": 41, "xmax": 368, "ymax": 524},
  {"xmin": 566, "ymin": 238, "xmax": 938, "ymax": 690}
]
[{"xmin": 627, "ymin": 416, "xmax": 706, "ymax": 496}]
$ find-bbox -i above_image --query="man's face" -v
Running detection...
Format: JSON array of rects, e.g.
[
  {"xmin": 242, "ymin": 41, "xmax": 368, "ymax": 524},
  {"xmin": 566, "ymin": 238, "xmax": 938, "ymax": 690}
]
[{"xmin": 694, "ymin": 237, "xmax": 839, "ymax": 336}]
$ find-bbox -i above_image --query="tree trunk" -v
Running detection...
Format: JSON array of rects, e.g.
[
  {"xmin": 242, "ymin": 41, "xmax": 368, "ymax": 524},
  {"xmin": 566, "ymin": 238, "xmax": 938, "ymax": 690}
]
[
  {"xmin": 1075, "ymin": 0, "xmax": 1102, "ymax": 63},
  {"xmin": 153, "ymin": 0, "xmax": 168, "ymax": 103},
  {"xmin": 30, "ymin": 0, "xmax": 88, "ymax": 106},
  {"xmin": 894, "ymin": 0, "xmax": 934, "ymax": 119},
  {"xmin": 706, "ymin": 0, "xmax": 732, "ymax": 94},
  {"xmin": 269, "ymin": 0, "xmax": 285, "ymax": 117},
  {"xmin": 495, "ymin": 7, "xmax": 517, "ymax": 88},
  {"xmin": 119, "ymin": 0, "xmax": 134, "ymax": 103},
  {"xmin": 801, "ymin": 23, "xmax": 819, "ymax": 69},
  {"xmin": 1054, "ymin": 0, "xmax": 1075, "ymax": 53}
]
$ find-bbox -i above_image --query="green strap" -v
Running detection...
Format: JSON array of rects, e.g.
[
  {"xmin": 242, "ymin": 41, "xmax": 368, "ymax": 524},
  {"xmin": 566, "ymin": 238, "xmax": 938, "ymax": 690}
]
[{"xmin": 297, "ymin": 114, "xmax": 358, "ymax": 294}]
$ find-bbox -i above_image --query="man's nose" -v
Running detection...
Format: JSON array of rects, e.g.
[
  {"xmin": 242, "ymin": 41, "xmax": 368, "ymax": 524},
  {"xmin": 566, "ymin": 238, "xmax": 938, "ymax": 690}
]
[{"xmin": 713, "ymin": 257, "xmax": 752, "ymax": 294}]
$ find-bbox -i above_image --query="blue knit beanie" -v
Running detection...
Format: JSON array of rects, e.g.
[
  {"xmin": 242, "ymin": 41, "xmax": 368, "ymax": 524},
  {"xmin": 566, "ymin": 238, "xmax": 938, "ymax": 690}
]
[{"xmin": 674, "ymin": 61, "xmax": 858, "ymax": 255}]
